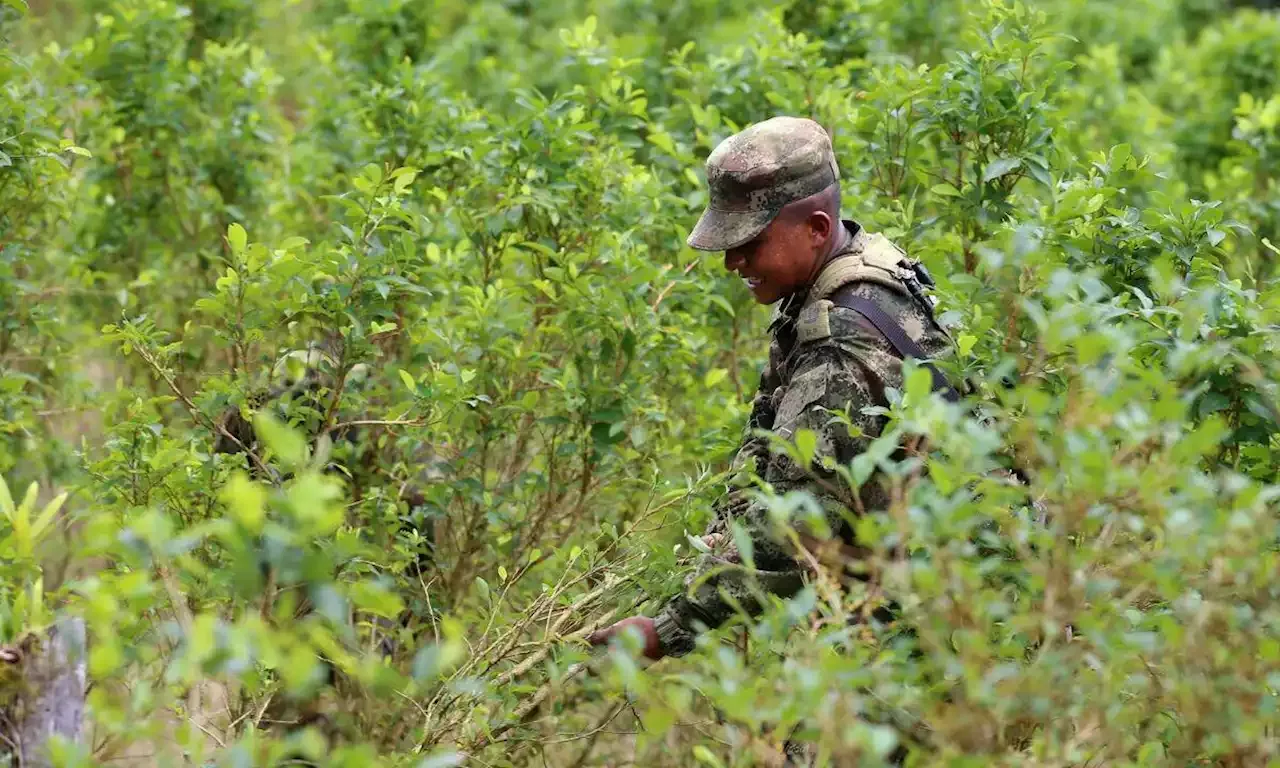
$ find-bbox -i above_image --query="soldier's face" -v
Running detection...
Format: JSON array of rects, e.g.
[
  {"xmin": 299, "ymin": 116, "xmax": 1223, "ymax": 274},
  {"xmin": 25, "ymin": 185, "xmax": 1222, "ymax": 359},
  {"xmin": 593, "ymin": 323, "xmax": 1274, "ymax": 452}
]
[{"xmin": 723, "ymin": 215, "xmax": 821, "ymax": 305}]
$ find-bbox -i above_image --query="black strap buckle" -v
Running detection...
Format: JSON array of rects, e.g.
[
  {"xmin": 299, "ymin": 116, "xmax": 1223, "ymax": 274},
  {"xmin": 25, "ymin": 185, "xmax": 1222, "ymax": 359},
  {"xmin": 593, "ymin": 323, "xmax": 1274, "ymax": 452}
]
[{"xmin": 909, "ymin": 260, "xmax": 936, "ymax": 288}]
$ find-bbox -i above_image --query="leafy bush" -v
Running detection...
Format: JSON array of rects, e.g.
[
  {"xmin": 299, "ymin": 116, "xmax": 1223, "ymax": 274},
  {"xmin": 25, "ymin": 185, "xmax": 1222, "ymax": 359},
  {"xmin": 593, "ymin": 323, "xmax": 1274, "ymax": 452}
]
[
  {"xmin": 2, "ymin": 0, "xmax": 1278, "ymax": 765},
  {"xmin": 1152, "ymin": 8, "xmax": 1280, "ymax": 182}
]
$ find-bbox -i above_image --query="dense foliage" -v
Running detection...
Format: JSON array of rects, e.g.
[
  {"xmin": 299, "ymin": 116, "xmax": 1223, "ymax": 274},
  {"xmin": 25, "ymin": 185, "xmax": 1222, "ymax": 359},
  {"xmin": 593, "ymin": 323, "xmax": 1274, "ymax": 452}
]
[{"xmin": 2, "ymin": 0, "xmax": 1278, "ymax": 765}]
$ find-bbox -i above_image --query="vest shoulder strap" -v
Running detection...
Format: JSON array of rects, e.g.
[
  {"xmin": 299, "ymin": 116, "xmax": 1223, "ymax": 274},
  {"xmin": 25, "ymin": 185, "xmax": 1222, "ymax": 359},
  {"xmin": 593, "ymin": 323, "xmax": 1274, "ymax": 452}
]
[
  {"xmin": 829, "ymin": 286, "xmax": 959, "ymax": 402},
  {"xmin": 811, "ymin": 233, "xmax": 912, "ymax": 302}
]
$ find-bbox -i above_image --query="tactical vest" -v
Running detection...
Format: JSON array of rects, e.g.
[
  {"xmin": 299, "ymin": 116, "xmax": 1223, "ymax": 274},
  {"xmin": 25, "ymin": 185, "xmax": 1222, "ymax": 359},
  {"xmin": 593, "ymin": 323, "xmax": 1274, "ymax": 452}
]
[
  {"xmin": 786, "ymin": 227, "xmax": 958, "ymax": 401},
  {"xmin": 797, "ymin": 229, "xmax": 1041, "ymax": 502}
]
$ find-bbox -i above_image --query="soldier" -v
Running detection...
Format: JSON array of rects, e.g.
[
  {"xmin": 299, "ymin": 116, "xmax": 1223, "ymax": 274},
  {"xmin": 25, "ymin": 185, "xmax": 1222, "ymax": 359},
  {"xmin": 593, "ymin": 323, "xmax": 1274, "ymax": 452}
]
[{"xmin": 589, "ymin": 116, "xmax": 954, "ymax": 674}]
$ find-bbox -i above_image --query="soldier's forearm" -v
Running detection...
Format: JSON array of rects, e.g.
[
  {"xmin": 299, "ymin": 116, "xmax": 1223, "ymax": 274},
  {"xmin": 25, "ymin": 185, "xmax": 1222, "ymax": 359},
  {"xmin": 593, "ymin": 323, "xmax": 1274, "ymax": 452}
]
[{"xmin": 653, "ymin": 558, "xmax": 808, "ymax": 656}]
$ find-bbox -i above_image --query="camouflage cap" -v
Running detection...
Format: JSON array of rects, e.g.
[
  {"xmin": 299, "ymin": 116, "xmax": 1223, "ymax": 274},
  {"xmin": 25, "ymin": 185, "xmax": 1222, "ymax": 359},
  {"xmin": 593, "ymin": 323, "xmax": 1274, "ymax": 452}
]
[{"xmin": 687, "ymin": 116, "xmax": 840, "ymax": 252}]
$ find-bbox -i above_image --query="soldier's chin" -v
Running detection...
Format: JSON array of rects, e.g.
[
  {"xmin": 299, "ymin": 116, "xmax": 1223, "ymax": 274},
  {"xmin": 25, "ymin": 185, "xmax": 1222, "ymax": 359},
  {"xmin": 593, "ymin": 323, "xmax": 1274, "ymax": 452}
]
[{"xmin": 752, "ymin": 283, "xmax": 784, "ymax": 305}]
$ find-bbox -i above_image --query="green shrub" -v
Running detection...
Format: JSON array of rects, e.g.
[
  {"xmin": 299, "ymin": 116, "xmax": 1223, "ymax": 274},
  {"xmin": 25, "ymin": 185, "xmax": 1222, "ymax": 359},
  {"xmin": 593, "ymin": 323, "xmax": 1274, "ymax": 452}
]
[{"xmin": 3, "ymin": 0, "xmax": 1279, "ymax": 765}]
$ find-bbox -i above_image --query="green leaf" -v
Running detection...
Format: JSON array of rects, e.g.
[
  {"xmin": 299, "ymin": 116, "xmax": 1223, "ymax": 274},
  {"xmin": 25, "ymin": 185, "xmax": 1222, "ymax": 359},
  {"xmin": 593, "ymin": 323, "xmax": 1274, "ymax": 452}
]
[
  {"xmin": 227, "ymin": 223, "xmax": 247, "ymax": 255},
  {"xmin": 729, "ymin": 519, "xmax": 754, "ymax": 567},
  {"xmin": 957, "ymin": 334, "xmax": 977, "ymax": 357},
  {"xmin": 929, "ymin": 458, "xmax": 955, "ymax": 495},
  {"xmin": 2, "ymin": 0, "xmax": 28, "ymax": 14},
  {"xmin": 904, "ymin": 363, "xmax": 932, "ymax": 405},
  {"xmin": 350, "ymin": 582, "xmax": 405, "ymax": 618},
  {"xmin": 692, "ymin": 746, "xmax": 724, "ymax": 767},
  {"xmin": 0, "ymin": 475, "xmax": 14, "ymax": 519},
  {"xmin": 398, "ymin": 369, "xmax": 416, "ymax": 392},
  {"xmin": 1137, "ymin": 742, "xmax": 1165, "ymax": 764},
  {"xmin": 591, "ymin": 421, "xmax": 626, "ymax": 447},
  {"xmin": 252, "ymin": 411, "xmax": 307, "ymax": 468},
  {"xmin": 31, "ymin": 491, "xmax": 67, "ymax": 539},
  {"xmin": 646, "ymin": 130, "xmax": 678, "ymax": 157},
  {"xmin": 1197, "ymin": 392, "xmax": 1230, "ymax": 417},
  {"xmin": 1110, "ymin": 143, "xmax": 1132, "ymax": 168},
  {"xmin": 708, "ymin": 294, "xmax": 735, "ymax": 318},
  {"xmin": 703, "ymin": 368, "xmax": 728, "ymax": 388},
  {"xmin": 221, "ymin": 471, "xmax": 266, "ymax": 533},
  {"xmin": 89, "ymin": 639, "xmax": 123, "ymax": 677},
  {"xmin": 982, "ymin": 156, "xmax": 1022, "ymax": 183},
  {"xmin": 930, "ymin": 183, "xmax": 961, "ymax": 197},
  {"xmin": 629, "ymin": 423, "xmax": 648, "ymax": 447},
  {"xmin": 794, "ymin": 428, "xmax": 817, "ymax": 466},
  {"xmin": 12, "ymin": 482, "xmax": 37, "ymax": 545},
  {"xmin": 393, "ymin": 168, "xmax": 418, "ymax": 193},
  {"xmin": 286, "ymin": 473, "xmax": 344, "ymax": 534}
]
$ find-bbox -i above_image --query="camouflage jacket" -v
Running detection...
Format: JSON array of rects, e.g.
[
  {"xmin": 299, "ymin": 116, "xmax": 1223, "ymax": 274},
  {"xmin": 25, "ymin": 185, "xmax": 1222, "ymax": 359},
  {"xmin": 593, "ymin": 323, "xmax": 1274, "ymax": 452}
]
[{"xmin": 652, "ymin": 221, "xmax": 954, "ymax": 657}]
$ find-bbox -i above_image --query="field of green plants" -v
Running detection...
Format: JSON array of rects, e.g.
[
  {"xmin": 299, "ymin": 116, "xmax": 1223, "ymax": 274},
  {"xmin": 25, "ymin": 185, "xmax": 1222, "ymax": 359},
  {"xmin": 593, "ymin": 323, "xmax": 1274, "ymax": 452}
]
[{"xmin": 2, "ymin": 0, "xmax": 1279, "ymax": 765}]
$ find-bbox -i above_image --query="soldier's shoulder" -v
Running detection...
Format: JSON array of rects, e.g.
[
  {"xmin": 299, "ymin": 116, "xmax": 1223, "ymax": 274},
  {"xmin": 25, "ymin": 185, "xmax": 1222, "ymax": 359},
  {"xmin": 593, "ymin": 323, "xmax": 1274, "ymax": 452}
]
[
  {"xmin": 793, "ymin": 282, "xmax": 902, "ymax": 346},
  {"xmin": 829, "ymin": 280, "xmax": 920, "ymax": 321}
]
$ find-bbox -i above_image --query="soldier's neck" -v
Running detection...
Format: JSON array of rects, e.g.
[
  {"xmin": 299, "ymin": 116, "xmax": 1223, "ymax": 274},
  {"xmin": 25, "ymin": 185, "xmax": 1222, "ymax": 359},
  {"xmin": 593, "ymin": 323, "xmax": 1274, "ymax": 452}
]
[
  {"xmin": 825, "ymin": 221, "xmax": 854, "ymax": 262},
  {"xmin": 810, "ymin": 220, "xmax": 854, "ymax": 280}
]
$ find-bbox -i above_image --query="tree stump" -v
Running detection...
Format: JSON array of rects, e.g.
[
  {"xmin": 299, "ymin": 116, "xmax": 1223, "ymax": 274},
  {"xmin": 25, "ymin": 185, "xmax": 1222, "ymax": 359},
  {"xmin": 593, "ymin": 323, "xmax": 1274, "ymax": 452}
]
[{"xmin": 0, "ymin": 619, "xmax": 86, "ymax": 767}]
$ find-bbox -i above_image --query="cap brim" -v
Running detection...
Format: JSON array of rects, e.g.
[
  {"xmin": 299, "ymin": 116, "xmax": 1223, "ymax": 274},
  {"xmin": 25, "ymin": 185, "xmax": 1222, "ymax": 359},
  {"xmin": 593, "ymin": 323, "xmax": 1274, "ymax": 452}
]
[{"xmin": 686, "ymin": 206, "xmax": 779, "ymax": 251}]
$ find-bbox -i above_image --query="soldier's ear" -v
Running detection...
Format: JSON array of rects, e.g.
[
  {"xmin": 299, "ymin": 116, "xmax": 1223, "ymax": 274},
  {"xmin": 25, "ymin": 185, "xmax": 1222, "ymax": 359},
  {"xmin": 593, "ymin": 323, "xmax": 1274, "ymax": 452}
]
[{"xmin": 807, "ymin": 210, "xmax": 834, "ymax": 246}]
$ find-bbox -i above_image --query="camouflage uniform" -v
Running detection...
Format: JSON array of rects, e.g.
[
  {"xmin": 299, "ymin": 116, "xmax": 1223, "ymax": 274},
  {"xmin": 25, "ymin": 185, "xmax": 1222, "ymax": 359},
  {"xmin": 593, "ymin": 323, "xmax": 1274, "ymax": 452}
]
[{"xmin": 653, "ymin": 117, "xmax": 954, "ymax": 657}]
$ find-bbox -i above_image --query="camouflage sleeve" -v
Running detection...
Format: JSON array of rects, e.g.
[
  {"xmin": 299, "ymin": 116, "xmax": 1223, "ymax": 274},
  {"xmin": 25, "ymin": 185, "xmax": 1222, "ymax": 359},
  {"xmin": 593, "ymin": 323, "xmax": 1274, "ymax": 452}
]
[{"xmin": 653, "ymin": 327, "xmax": 890, "ymax": 657}]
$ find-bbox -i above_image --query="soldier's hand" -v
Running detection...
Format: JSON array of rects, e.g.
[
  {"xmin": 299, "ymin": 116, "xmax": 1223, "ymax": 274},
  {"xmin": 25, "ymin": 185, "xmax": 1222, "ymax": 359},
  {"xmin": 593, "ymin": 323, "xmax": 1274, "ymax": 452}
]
[
  {"xmin": 700, "ymin": 533, "xmax": 739, "ymax": 562},
  {"xmin": 587, "ymin": 616, "xmax": 665, "ymax": 660}
]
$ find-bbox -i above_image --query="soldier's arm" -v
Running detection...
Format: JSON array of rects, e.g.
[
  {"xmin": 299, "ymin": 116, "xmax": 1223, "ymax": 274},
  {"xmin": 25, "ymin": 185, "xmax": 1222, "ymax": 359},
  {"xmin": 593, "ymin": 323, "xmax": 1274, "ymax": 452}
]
[{"xmin": 651, "ymin": 336, "xmax": 889, "ymax": 657}]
